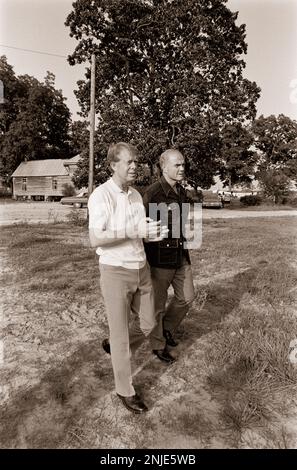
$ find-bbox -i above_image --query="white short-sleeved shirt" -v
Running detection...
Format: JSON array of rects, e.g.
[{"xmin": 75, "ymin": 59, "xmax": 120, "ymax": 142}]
[{"xmin": 88, "ymin": 178, "xmax": 146, "ymax": 269}]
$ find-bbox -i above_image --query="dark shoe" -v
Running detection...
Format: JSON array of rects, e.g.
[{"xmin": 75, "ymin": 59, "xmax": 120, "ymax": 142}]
[
  {"xmin": 163, "ymin": 329, "xmax": 179, "ymax": 347},
  {"xmin": 153, "ymin": 348, "xmax": 176, "ymax": 363},
  {"xmin": 117, "ymin": 393, "xmax": 148, "ymax": 414},
  {"xmin": 102, "ymin": 338, "xmax": 110, "ymax": 355}
]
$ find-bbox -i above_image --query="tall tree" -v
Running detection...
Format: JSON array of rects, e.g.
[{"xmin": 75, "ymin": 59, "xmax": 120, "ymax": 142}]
[
  {"xmin": 65, "ymin": 0, "xmax": 260, "ymax": 187},
  {"xmin": 218, "ymin": 122, "xmax": 256, "ymax": 190},
  {"xmin": 69, "ymin": 120, "xmax": 89, "ymax": 156},
  {"xmin": 252, "ymin": 114, "xmax": 297, "ymax": 179},
  {"xmin": 0, "ymin": 58, "xmax": 73, "ymax": 180},
  {"xmin": 0, "ymin": 56, "xmax": 27, "ymax": 136},
  {"xmin": 258, "ymin": 169, "xmax": 291, "ymax": 204}
]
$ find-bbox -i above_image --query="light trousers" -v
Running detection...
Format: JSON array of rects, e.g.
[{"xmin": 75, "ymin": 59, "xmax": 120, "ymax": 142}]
[{"xmin": 99, "ymin": 262, "xmax": 155, "ymax": 397}]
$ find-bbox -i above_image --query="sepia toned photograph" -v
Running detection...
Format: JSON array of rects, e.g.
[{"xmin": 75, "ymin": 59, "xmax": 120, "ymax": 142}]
[{"xmin": 0, "ymin": 0, "xmax": 296, "ymax": 454}]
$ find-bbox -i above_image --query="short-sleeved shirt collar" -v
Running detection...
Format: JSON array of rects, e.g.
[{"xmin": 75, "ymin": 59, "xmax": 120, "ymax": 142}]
[{"xmin": 109, "ymin": 177, "xmax": 133, "ymax": 196}]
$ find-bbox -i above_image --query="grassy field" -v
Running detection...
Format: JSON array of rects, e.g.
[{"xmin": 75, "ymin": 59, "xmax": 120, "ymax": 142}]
[{"xmin": 0, "ymin": 216, "xmax": 297, "ymax": 449}]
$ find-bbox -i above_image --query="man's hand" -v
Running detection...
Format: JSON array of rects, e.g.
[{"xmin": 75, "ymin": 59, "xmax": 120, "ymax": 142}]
[
  {"xmin": 120, "ymin": 217, "xmax": 168, "ymax": 240},
  {"xmin": 141, "ymin": 217, "xmax": 169, "ymax": 242}
]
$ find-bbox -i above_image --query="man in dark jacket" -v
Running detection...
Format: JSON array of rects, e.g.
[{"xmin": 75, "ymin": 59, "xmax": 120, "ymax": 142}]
[{"xmin": 143, "ymin": 149, "xmax": 196, "ymax": 363}]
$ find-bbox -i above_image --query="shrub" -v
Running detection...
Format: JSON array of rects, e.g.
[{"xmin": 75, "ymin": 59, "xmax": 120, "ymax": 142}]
[
  {"xmin": 257, "ymin": 169, "xmax": 291, "ymax": 204},
  {"xmin": 281, "ymin": 192, "xmax": 297, "ymax": 207},
  {"xmin": 240, "ymin": 195, "xmax": 262, "ymax": 206},
  {"xmin": 288, "ymin": 197, "xmax": 297, "ymax": 207},
  {"xmin": 0, "ymin": 188, "xmax": 12, "ymax": 198},
  {"xmin": 62, "ymin": 183, "xmax": 76, "ymax": 197},
  {"xmin": 66, "ymin": 208, "xmax": 87, "ymax": 226}
]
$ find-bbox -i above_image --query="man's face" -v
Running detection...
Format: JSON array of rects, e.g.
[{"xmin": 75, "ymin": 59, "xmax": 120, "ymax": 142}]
[
  {"xmin": 111, "ymin": 148, "xmax": 138, "ymax": 184},
  {"xmin": 163, "ymin": 152, "xmax": 185, "ymax": 182}
]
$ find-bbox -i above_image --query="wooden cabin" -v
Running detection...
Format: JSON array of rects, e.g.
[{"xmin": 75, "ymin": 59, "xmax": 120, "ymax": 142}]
[{"xmin": 12, "ymin": 155, "xmax": 80, "ymax": 201}]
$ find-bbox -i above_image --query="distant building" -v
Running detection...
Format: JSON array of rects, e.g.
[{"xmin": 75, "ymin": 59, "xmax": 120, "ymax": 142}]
[
  {"xmin": 208, "ymin": 175, "xmax": 260, "ymax": 197},
  {"xmin": 11, "ymin": 155, "xmax": 80, "ymax": 201},
  {"xmin": 209, "ymin": 174, "xmax": 297, "ymax": 197}
]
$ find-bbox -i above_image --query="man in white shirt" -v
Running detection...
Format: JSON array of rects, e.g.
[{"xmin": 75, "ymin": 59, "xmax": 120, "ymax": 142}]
[{"xmin": 88, "ymin": 142, "xmax": 168, "ymax": 414}]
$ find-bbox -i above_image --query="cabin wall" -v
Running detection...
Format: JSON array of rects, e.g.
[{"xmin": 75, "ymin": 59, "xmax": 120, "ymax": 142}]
[{"xmin": 13, "ymin": 175, "xmax": 73, "ymax": 199}]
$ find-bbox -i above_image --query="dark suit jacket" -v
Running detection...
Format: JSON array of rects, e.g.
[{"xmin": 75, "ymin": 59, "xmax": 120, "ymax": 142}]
[{"xmin": 143, "ymin": 176, "xmax": 191, "ymax": 269}]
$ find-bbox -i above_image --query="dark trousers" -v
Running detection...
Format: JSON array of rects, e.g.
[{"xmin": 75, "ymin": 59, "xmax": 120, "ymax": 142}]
[{"xmin": 149, "ymin": 258, "xmax": 195, "ymax": 350}]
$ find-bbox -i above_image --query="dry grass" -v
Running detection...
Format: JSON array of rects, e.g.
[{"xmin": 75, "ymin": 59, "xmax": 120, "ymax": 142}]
[
  {"xmin": 196, "ymin": 219, "xmax": 297, "ymax": 442},
  {"xmin": 0, "ymin": 217, "xmax": 297, "ymax": 448}
]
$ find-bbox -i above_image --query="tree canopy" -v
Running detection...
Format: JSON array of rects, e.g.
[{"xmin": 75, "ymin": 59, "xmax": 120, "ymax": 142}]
[
  {"xmin": 252, "ymin": 114, "xmax": 297, "ymax": 179},
  {"xmin": 218, "ymin": 122, "xmax": 257, "ymax": 189},
  {"xmin": 0, "ymin": 56, "xmax": 74, "ymax": 181},
  {"xmin": 65, "ymin": 0, "xmax": 261, "ymax": 188},
  {"xmin": 257, "ymin": 169, "xmax": 291, "ymax": 204}
]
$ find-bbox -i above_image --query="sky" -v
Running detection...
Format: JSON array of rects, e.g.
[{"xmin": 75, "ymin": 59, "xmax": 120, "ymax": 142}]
[{"xmin": 0, "ymin": 0, "xmax": 297, "ymax": 121}]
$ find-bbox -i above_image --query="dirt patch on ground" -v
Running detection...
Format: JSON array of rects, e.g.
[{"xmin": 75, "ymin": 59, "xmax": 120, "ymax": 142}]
[{"xmin": 0, "ymin": 219, "xmax": 297, "ymax": 448}]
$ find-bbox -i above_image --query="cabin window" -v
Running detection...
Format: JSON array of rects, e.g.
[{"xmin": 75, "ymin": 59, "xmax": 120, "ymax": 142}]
[
  {"xmin": 52, "ymin": 178, "xmax": 58, "ymax": 190},
  {"xmin": 22, "ymin": 178, "xmax": 27, "ymax": 191}
]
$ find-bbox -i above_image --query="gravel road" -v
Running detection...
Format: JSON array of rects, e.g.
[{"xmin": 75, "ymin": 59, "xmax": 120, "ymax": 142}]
[
  {"xmin": 0, "ymin": 202, "xmax": 85, "ymax": 226},
  {"xmin": 0, "ymin": 201, "xmax": 297, "ymax": 226}
]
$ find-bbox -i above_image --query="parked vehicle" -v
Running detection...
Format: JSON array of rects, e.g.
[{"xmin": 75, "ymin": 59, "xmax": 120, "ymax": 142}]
[
  {"xmin": 60, "ymin": 190, "xmax": 88, "ymax": 208},
  {"xmin": 218, "ymin": 191, "xmax": 231, "ymax": 204},
  {"xmin": 202, "ymin": 190, "xmax": 223, "ymax": 209}
]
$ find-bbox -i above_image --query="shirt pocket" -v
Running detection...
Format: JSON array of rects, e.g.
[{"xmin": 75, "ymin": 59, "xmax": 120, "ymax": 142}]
[{"xmin": 157, "ymin": 239, "xmax": 179, "ymax": 265}]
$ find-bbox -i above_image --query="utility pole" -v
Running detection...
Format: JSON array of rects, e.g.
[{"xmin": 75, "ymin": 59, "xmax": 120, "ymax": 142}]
[
  {"xmin": 88, "ymin": 53, "xmax": 96, "ymax": 196},
  {"xmin": 228, "ymin": 173, "xmax": 232, "ymax": 194}
]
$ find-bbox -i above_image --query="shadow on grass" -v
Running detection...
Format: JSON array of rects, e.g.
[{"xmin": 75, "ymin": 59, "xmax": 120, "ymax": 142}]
[
  {"xmin": 0, "ymin": 266, "xmax": 256, "ymax": 448},
  {"xmin": 0, "ymin": 339, "xmax": 113, "ymax": 449},
  {"xmin": 1, "ymin": 262, "xmax": 295, "ymax": 448},
  {"xmin": 133, "ymin": 268, "xmax": 257, "ymax": 407},
  {"xmin": 182, "ymin": 267, "xmax": 257, "ymax": 340}
]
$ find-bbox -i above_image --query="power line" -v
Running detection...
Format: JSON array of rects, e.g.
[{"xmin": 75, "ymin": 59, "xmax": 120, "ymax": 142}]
[{"xmin": 0, "ymin": 44, "xmax": 68, "ymax": 58}]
